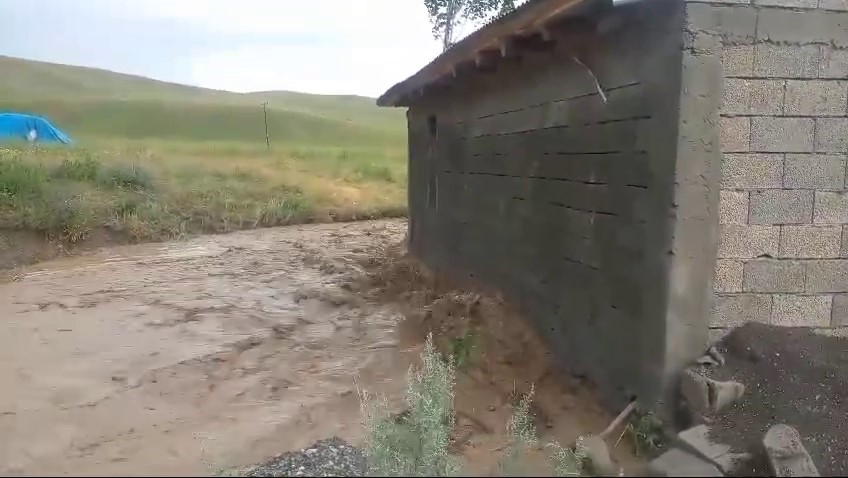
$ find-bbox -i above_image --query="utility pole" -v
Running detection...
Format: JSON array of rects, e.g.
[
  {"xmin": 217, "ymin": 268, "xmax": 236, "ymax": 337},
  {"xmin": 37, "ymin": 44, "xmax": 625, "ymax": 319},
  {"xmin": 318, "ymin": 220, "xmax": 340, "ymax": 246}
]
[{"xmin": 261, "ymin": 102, "xmax": 270, "ymax": 150}]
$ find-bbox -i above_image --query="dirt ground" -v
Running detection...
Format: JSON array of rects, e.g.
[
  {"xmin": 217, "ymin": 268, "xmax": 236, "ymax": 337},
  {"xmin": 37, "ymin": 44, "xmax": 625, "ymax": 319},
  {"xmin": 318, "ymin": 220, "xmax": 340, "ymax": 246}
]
[
  {"xmin": 1, "ymin": 219, "xmax": 641, "ymax": 476},
  {"xmin": 708, "ymin": 323, "xmax": 848, "ymax": 477}
]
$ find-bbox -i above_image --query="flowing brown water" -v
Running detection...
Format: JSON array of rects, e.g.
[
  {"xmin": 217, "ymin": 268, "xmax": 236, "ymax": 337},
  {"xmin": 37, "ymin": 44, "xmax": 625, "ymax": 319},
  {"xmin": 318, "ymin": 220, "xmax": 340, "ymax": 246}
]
[
  {"xmin": 1, "ymin": 219, "xmax": 641, "ymax": 476},
  {"xmin": 1, "ymin": 221, "xmax": 417, "ymax": 475}
]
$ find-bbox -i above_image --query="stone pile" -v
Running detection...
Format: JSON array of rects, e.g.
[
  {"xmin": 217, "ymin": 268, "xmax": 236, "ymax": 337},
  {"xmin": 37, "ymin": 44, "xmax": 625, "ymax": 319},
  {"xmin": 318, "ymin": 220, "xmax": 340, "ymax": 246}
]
[{"xmin": 647, "ymin": 345, "xmax": 820, "ymax": 477}]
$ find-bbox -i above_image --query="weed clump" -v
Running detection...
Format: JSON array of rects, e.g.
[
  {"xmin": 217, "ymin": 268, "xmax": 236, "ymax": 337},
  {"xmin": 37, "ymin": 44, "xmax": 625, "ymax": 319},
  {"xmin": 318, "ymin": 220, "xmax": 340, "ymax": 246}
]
[
  {"xmin": 360, "ymin": 335, "xmax": 589, "ymax": 477},
  {"xmin": 0, "ymin": 157, "xmax": 47, "ymax": 198},
  {"xmin": 255, "ymin": 194, "xmax": 313, "ymax": 227},
  {"xmin": 52, "ymin": 154, "xmax": 101, "ymax": 182},
  {"xmin": 627, "ymin": 411, "xmax": 664, "ymax": 457},
  {"xmin": 97, "ymin": 163, "xmax": 155, "ymax": 190},
  {"xmin": 360, "ymin": 334, "xmax": 460, "ymax": 477}
]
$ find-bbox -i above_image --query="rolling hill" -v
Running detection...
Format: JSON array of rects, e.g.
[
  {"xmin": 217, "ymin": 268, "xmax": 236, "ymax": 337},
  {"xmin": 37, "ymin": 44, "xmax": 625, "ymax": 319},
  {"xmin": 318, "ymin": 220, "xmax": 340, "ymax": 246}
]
[{"xmin": 0, "ymin": 55, "xmax": 406, "ymax": 146}]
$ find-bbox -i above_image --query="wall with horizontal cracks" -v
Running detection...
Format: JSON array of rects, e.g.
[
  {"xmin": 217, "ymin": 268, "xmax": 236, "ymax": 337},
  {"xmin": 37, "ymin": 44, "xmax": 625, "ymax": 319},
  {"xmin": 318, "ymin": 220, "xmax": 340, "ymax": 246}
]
[
  {"xmin": 686, "ymin": 0, "xmax": 848, "ymax": 336},
  {"xmin": 405, "ymin": 0, "xmax": 705, "ymax": 410}
]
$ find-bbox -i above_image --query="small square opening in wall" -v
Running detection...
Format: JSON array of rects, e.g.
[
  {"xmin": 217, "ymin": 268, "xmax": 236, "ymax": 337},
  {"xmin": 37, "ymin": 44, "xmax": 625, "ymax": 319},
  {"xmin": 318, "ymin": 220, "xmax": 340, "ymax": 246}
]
[{"xmin": 427, "ymin": 115, "xmax": 438, "ymax": 138}]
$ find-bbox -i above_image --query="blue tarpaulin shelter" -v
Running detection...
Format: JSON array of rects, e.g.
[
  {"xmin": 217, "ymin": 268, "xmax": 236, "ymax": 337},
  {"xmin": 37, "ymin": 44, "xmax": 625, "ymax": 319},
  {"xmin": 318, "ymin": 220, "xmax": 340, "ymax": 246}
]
[{"xmin": 0, "ymin": 113, "xmax": 73, "ymax": 144}]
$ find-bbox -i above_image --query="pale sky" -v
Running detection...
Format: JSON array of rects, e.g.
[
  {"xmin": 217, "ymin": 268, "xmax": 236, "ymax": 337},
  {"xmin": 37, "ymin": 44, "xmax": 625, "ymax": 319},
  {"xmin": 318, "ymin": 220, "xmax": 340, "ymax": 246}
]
[{"xmin": 0, "ymin": 0, "xmax": 449, "ymax": 97}]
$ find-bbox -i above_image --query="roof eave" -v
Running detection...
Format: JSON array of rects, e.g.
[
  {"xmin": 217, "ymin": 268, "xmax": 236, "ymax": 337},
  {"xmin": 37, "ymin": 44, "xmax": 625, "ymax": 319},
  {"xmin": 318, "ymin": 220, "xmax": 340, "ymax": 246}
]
[{"xmin": 377, "ymin": 0, "xmax": 608, "ymax": 108}]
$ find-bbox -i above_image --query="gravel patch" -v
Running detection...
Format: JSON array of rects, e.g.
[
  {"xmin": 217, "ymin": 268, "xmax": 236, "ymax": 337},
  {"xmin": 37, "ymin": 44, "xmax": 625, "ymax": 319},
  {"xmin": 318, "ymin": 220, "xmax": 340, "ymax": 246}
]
[
  {"xmin": 245, "ymin": 437, "xmax": 365, "ymax": 477},
  {"xmin": 707, "ymin": 323, "xmax": 848, "ymax": 476}
]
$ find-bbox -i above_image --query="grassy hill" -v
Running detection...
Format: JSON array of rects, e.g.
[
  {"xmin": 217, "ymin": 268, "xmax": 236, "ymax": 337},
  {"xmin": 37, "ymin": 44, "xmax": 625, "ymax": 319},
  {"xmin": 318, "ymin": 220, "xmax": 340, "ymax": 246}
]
[
  {"xmin": 0, "ymin": 55, "xmax": 405, "ymax": 146},
  {"xmin": 0, "ymin": 56, "xmax": 408, "ymax": 264}
]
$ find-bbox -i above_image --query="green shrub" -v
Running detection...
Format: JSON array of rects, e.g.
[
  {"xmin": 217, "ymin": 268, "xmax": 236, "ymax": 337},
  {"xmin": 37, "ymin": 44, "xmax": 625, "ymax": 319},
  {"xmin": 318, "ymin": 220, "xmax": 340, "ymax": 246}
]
[
  {"xmin": 360, "ymin": 334, "xmax": 460, "ymax": 477},
  {"xmin": 14, "ymin": 192, "xmax": 96, "ymax": 243},
  {"xmin": 53, "ymin": 154, "xmax": 101, "ymax": 181},
  {"xmin": 115, "ymin": 200, "xmax": 186, "ymax": 241},
  {"xmin": 97, "ymin": 163, "xmax": 155, "ymax": 190},
  {"xmin": 361, "ymin": 338, "xmax": 590, "ymax": 478},
  {"xmin": 0, "ymin": 158, "xmax": 47, "ymax": 198},
  {"xmin": 448, "ymin": 330, "xmax": 478, "ymax": 371},
  {"xmin": 500, "ymin": 387, "xmax": 539, "ymax": 476},
  {"xmin": 627, "ymin": 411, "xmax": 664, "ymax": 457},
  {"xmin": 547, "ymin": 441, "xmax": 587, "ymax": 478}
]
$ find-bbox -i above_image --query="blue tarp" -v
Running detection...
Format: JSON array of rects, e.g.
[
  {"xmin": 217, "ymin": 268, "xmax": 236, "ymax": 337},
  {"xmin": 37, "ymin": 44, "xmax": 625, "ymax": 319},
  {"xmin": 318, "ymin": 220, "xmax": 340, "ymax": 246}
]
[{"xmin": 0, "ymin": 113, "xmax": 73, "ymax": 144}]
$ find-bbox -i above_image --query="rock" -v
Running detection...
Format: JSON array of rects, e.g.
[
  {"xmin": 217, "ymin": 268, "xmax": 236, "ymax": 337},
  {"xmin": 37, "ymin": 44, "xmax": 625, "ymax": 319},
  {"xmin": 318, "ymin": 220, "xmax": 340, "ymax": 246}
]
[
  {"xmin": 695, "ymin": 346, "xmax": 726, "ymax": 367},
  {"xmin": 707, "ymin": 346, "xmax": 726, "ymax": 365},
  {"xmin": 680, "ymin": 368, "xmax": 745, "ymax": 414},
  {"xmin": 763, "ymin": 424, "xmax": 820, "ymax": 477},
  {"xmin": 578, "ymin": 435, "xmax": 619, "ymax": 476},
  {"xmin": 710, "ymin": 380, "xmax": 745, "ymax": 413},
  {"xmin": 680, "ymin": 369, "xmax": 711, "ymax": 413},
  {"xmin": 696, "ymin": 354, "xmax": 720, "ymax": 366},
  {"xmin": 676, "ymin": 425, "xmax": 751, "ymax": 474},
  {"xmin": 648, "ymin": 448, "xmax": 723, "ymax": 477}
]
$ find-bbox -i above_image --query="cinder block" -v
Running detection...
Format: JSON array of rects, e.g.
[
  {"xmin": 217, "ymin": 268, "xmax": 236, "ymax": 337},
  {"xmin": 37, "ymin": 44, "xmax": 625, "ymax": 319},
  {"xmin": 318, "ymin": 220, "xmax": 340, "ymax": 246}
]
[
  {"xmin": 784, "ymin": 154, "xmax": 845, "ymax": 189},
  {"xmin": 831, "ymin": 294, "xmax": 848, "ymax": 326},
  {"xmin": 820, "ymin": 0, "xmax": 848, "ymax": 11},
  {"xmin": 815, "ymin": 118, "xmax": 848, "ymax": 153},
  {"xmin": 757, "ymin": 8, "xmax": 829, "ymax": 47},
  {"xmin": 784, "ymin": 80, "xmax": 848, "ymax": 116},
  {"xmin": 715, "ymin": 259, "xmax": 744, "ymax": 292},
  {"xmin": 721, "ymin": 153, "xmax": 782, "ymax": 189},
  {"xmin": 720, "ymin": 117, "xmax": 750, "ymax": 153},
  {"xmin": 843, "ymin": 225, "xmax": 848, "ymax": 257},
  {"xmin": 720, "ymin": 190, "xmax": 748, "ymax": 224},
  {"xmin": 722, "ymin": 79, "xmax": 784, "ymax": 116},
  {"xmin": 825, "ymin": 12, "xmax": 848, "ymax": 48},
  {"xmin": 820, "ymin": 46, "xmax": 848, "ymax": 79},
  {"xmin": 750, "ymin": 189, "xmax": 813, "ymax": 225},
  {"xmin": 685, "ymin": 4, "xmax": 757, "ymax": 44},
  {"xmin": 712, "ymin": 294, "xmax": 772, "ymax": 327},
  {"xmin": 806, "ymin": 259, "xmax": 848, "ymax": 292},
  {"xmin": 814, "ymin": 191, "xmax": 848, "ymax": 224},
  {"xmin": 755, "ymin": 43, "xmax": 821, "ymax": 78},
  {"xmin": 780, "ymin": 225, "xmax": 842, "ymax": 258},
  {"xmin": 772, "ymin": 295, "xmax": 832, "ymax": 326},
  {"xmin": 722, "ymin": 45, "xmax": 754, "ymax": 77},
  {"xmin": 755, "ymin": 0, "xmax": 816, "ymax": 6},
  {"xmin": 744, "ymin": 259, "xmax": 805, "ymax": 292},
  {"xmin": 751, "ymin": 117, "xmax": 814, "ymax": 153},
  {"xmin": 718, "ymin": 224, "xmax": 779, "ymax": 258}
]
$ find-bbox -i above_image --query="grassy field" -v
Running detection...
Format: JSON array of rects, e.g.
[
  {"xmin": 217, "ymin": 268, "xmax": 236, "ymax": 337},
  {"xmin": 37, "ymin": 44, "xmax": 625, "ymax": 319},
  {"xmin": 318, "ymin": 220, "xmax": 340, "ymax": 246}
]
[{"xmin": 0, "ymin": 56, "xmax": 408, "ymax": 253}]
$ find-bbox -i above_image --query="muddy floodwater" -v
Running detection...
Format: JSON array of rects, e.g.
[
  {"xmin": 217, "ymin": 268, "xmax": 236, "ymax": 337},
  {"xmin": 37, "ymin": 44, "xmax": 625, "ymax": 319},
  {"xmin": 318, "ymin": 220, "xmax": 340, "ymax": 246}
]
[
  {"xmin": 1, "ymin": 221, "xmax": 418, "ymax": 475},
  {"xmin": 1, "ymin": 219, "xmax": 641, "ymax": 476}
]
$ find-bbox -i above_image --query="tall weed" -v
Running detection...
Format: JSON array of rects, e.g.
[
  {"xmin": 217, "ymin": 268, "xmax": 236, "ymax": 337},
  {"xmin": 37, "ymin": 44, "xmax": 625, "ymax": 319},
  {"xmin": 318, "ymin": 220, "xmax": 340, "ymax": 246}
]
[
  {"xmin": 360, "ymin": 334, "xmax": 460, "ymax": 477},
  {"xmin": 97, "ymin": 163, "xmax": 155, "ymax": 190},
  {"xmin": 0, "ymin": 158, "xmax": 47, "ymax": 198}
]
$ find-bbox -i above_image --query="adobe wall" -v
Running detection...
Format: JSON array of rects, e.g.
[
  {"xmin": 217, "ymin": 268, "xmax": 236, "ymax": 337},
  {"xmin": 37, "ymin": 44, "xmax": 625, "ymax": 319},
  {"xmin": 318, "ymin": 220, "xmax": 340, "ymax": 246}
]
[
  {"xmin": 405, "ymin": 0, "xmax": 716, "ymax": 409},
  {"xmin": 684, "ymin": 1, "xmax": 848, "ymax": 335}
]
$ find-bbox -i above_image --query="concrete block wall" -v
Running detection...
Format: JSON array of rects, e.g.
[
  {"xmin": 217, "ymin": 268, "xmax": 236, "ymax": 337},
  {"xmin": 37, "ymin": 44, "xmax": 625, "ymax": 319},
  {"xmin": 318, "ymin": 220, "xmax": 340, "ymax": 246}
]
[
  {"xmin": 686, "ymin": 0, "xmax": 848, "ymax": 332},
  {"xmin": 405, "ymin": 0, "xmax": 707, "ymax": 409}
]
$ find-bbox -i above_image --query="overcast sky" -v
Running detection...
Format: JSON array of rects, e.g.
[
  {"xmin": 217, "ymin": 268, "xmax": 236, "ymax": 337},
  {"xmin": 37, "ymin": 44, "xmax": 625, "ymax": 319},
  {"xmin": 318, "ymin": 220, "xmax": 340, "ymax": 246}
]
[{"xmin": 0, "ymin": 0, "xmax": 447, "ymax": 97}]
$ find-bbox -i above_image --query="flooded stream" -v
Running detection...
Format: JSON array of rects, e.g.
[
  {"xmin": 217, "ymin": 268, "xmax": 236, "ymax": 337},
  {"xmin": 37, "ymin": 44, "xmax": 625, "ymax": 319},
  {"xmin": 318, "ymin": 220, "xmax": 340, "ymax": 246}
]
[
  {"xmin": 1, "ymin": 221, "xmax": 415, "ymax": 475},
  {"xmin": 1, "ymin": 219, "xmax": 641, "ymax": 476}
]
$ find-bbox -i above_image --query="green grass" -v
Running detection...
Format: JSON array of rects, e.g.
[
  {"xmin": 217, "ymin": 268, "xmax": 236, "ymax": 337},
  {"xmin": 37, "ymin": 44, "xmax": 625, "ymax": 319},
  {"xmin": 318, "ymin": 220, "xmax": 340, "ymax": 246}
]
[
  {"xmin": 0, "ymin": 55, "xmax": 405, "ymax": 144},
  {"xmin": 0, "ymin": 143, "xmax": 406, "ymax": 244},
  {"xmin": 0, "ymin": 56, "xmax": 408, "ymax": 251}
]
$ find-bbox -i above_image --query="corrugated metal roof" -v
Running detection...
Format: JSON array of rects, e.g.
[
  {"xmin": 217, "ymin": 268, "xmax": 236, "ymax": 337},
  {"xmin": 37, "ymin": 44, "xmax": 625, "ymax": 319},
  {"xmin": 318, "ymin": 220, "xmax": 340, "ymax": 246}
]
[{"xmin": 377, "ymin": 0, "xmax": 603, "ymax": 107}]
